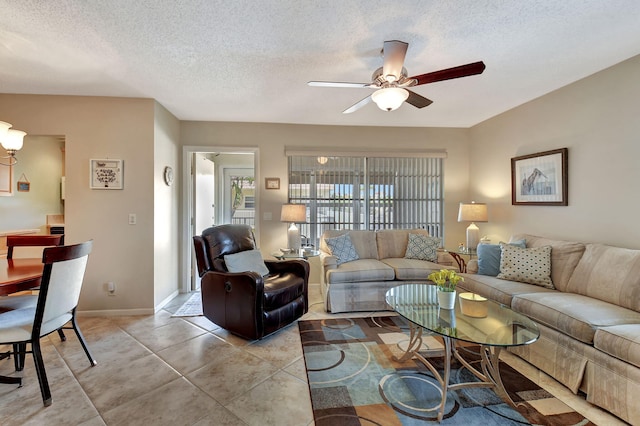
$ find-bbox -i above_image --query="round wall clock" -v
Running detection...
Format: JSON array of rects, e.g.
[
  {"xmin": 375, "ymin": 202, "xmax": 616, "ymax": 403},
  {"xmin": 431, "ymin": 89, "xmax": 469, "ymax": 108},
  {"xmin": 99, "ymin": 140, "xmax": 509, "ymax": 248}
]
[{"xmin": 163, "ymin": 166, "xmax": 174, "ymax": 186}]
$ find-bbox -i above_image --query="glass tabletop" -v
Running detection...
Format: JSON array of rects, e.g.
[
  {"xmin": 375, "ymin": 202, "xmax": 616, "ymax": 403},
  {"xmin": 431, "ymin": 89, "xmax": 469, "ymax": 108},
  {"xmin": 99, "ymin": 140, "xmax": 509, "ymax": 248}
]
[
  {"xmin": 386, "ymin": 284, "xmax": 539, "ymax": 347},
  {"xmin": 272, "ymin": 249, "xmax": 320, "ymax": 259}
]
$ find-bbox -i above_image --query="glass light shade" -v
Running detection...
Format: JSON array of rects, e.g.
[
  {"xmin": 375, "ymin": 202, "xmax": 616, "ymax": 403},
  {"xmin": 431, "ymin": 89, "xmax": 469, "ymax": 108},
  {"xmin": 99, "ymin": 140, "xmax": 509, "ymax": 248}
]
[
  {"xmin": 280, "ymin": 203, "xmax": 306, "ymax": 223},
  {"xmin": 0, "ymin": 121, "xmax": 11, "ymax": 140},
  {"xmin": 1, "ymin": 129, "xmax": 26, "ymax": 151},
  {"xmin": 371, "ymin": 87, "xmax": 409, "ymax": 111}
]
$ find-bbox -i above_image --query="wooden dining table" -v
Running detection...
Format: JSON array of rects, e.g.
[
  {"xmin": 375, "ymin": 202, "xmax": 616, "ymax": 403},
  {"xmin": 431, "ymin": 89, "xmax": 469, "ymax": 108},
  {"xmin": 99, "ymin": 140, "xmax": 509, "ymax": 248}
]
[
  {"xmin": 0, "ymin": 257, "xmax": 43, "ymax": 385},
  {"xmin": 0, "ymin": 258, "xmax": 44, "ymax": 296}
]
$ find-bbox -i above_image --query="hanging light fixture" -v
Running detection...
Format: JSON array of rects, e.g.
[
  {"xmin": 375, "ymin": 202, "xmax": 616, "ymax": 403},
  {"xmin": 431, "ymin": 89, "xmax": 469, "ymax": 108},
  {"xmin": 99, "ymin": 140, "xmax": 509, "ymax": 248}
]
[
  {"xmin": 371, "ymin": 87, "xmax": 409, "ymax": 111},
  {"xmin": 0, "ymin": 121, "xmax": 27, "ymax": 166}
]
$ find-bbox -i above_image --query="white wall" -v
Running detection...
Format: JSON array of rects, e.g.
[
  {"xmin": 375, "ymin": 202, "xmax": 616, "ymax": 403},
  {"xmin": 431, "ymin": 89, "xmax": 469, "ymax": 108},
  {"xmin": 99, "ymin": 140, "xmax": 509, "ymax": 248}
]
[
  {"xmin": 0, "ymin": 135, "xmax": 63, "ymax": 232},
  {"xmin": 469, "ymin": 54, "xmax": 640, "ymax": 249}
]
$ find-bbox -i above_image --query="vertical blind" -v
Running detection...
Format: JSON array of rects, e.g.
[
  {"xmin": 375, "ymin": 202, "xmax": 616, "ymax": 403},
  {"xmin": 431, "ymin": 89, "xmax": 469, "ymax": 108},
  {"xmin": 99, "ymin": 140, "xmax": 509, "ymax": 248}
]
[{"xmin": 288, "ymin": 155, "xmax": 444, "ymax": 246}]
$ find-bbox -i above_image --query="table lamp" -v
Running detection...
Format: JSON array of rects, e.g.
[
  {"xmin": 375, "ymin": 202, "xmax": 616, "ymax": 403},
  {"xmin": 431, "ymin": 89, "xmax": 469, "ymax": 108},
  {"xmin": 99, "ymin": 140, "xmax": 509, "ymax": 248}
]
[
  {"xmin": 457, "ymin": 202, "xmax": 488, "ymax": 252},
  {"xmin": 280, "ymin": 203, "xmax": 306, "ymax": 250}
]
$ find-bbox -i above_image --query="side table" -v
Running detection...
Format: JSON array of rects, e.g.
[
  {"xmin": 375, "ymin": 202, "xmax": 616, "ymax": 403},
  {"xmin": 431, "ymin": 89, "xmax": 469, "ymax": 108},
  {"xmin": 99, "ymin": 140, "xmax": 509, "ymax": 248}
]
[{"xmin": 271, "ymin": 249, "xmax": 320, "ymax": 260}]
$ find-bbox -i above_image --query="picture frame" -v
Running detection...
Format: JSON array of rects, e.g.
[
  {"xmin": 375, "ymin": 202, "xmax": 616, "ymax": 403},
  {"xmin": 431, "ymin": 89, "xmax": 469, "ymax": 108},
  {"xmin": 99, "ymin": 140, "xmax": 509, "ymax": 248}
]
[
  {"xmin": 265, "ymin": 177, "xmax": 280, "ymax": 190},
  {"xmin": 90, "ymin": 159, "xmax": 124, "ymax": 189},
  {"xmin": 511, "ymin": 148, "xmax": 568, "ymax": 206}
]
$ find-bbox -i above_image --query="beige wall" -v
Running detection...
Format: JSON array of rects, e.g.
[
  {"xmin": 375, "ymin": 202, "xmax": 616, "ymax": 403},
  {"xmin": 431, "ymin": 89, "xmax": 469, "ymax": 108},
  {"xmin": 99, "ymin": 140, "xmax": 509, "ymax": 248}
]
[
  {"xmin": 469, "ymin": 54, "xmax": 640, "ymax": 249},
  {"xmin": 2, "ymin": 53, "xmax": 637, "ymax": 313},
  {"xmin": 180, "ymin": 122, "xmax": 472, "ymax": 254},
  {"xmin": 0, "ymin": 94, "xmax": 160, "ymax": 313},
  {"xmin": 0, "ymin": 135, "xmax": 63, "ymax": 232},
  {"xmin": 153, "ymin": 102, "xmax": 181, "ymax": 307}
]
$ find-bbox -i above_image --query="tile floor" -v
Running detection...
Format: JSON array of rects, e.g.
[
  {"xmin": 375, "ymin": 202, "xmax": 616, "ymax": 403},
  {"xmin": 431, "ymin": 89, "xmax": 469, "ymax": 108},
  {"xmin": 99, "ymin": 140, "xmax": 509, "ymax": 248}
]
[{"xmin": 0, "ymin": 284, "xmax": 627, "ymax": 425}]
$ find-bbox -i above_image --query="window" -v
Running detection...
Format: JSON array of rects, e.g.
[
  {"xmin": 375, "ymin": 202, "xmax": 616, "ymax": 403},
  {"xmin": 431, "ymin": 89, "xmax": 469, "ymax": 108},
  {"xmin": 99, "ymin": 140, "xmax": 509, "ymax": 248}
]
[{"xmin": 288, "ymin": 155, "xmax": 444, "ymax": 247}]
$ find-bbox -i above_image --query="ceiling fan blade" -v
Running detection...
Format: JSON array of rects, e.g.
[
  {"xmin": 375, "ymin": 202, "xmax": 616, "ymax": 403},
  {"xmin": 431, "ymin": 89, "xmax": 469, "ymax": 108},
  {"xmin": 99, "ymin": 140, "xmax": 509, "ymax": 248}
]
[
  {"xmin": 308, "ymin": 81, "xmax": 371, "ymax": 88},
  {"xmin": 405, "ymin": 90, "xmax": 433, "ymax": 109},
  {"xmin": 343, "ymin": 95, "xmax": 372, "ymax": 114},
  {"xmin": 410, "ymin": 61, "xmax": 486, "ymax": 86},
  {"xmin": 382, "ymin": 40, "xmax": 408, "ymax": 82}
]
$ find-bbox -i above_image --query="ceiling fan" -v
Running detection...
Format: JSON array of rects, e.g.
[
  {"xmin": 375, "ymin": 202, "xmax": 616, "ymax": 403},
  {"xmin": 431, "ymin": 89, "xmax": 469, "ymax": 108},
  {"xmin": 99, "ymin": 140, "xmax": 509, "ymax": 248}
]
[{"xmin": 308, "ymin": 40, "xmax": 486, "ymax": 114}]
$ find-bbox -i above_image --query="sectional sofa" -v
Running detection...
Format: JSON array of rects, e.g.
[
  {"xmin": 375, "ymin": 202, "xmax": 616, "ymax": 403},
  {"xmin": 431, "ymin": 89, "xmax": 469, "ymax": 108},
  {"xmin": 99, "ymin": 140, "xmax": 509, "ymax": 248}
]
[
  {"xmin": 319, "ymin": 228, "xmax": 455, "ymax": 313},
  {"xmin": 460, "ymin": 233, "xmax": 640, "ymax": 425}
]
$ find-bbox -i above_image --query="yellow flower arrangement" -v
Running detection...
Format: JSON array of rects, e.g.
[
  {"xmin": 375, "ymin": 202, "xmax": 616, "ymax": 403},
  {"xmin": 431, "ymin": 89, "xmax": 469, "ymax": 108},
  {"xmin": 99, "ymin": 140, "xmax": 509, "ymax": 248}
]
[{"xmin": 428, "ymin": 269, "xmax": 464, "ymax": 292}]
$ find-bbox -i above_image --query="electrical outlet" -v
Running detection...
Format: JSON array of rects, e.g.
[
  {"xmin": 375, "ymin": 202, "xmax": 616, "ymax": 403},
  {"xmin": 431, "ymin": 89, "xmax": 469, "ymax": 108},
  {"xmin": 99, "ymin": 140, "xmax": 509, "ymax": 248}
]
[
  {"xmin": 107, "ymin": 281, "xmax": 116, "ymax": 295},
  {"xmin": 128, "ymin": 213, "xmax": 137, "ymax": 225}
]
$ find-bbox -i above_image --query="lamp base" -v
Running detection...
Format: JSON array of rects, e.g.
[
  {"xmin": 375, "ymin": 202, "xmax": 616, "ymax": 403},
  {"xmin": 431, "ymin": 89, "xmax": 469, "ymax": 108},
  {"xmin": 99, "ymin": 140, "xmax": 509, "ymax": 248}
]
[
  {"xmin": 466, "ymin": 223, "xmax": 480, "ymax": 252},
  {"xmin": 287, "ymin": 223, "xmax": 301, "ymax": 250}
]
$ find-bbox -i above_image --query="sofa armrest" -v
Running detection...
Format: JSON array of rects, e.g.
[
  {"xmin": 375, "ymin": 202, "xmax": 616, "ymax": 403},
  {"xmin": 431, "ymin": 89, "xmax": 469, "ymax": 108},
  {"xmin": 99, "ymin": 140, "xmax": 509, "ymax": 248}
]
[
  {"xmin": 319, "ymin": 251, "xmax": 338, "ymax": 269},
  {"xmin": 436, "ymin": 249, "xmax": 454, "ymax": 267},
  {"xmin": 467, "ymin": 259, "xmax": 478, "ymax": 274}
]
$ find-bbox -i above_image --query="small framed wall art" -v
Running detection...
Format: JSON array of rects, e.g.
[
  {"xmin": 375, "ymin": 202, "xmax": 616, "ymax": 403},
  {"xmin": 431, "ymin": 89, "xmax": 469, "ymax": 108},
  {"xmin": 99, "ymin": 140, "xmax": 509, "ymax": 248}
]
[
  {"xmin": 90, "ymin": 159, "xmax": 124, "ymax": 189},
  {"xmin": 511, "ymin": 148, "xmax": 568, "ymax": 206},
  {"xmin": 265, "ymin": 177, "xmax": 280, "ymax": 190}
]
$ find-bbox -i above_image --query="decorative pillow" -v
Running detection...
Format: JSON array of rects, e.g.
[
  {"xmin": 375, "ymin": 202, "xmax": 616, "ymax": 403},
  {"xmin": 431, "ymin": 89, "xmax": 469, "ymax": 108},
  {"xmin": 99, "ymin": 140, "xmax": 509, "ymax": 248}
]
[
  {"xmin": 325, "ymin": 233, "xmax": 359, "ymax": 265},
  {"xmin": 497, "ymin": 244, "xmax": 554, "ymax": 288},
  {"xmin": 224, "ymin": 249, "xmax": 270, "ymax": 276},
  {"xmin": 404, "ymin": 233, "xmax": 440, "ymax": 262},
  {"xmin": 477, "ymin": 239, "xmax": 526, "ymax": 276}
]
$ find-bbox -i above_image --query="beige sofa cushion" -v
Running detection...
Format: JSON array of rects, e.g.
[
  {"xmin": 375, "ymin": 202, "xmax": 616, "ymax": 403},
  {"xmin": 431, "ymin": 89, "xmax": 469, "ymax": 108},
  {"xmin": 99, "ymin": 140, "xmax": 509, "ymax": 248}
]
[
  {"xmin": 565, "ymin": 243, "xmax": 640, "ymax": 312},
  {"xmin": 458, "ymin": 274, "xmax": 554, "ymax": 306},
  {"xmin": 325, "ymin": 259, "xmax": 395, "ymax": 284},
  {"xmin": 511, "ymin": 234, "xmax": 586, "ymax": 292},
  {"xmin": 512, "ymin": 292, "xmax": 640, "ymax": 344},
  {"xmin": 376, "ymin": 228, "xmax": 430, "ymax": 260},
  {"xmin": 380, "ymin": 258, "xmax": 445, "ymax": 281},
  {"xmin": 594, "ymin": 324, "xmax": 640, "ymax": 368},
  {"xmin": 321, "ymin": 230, "xmax": 379, "ymax": 259}
]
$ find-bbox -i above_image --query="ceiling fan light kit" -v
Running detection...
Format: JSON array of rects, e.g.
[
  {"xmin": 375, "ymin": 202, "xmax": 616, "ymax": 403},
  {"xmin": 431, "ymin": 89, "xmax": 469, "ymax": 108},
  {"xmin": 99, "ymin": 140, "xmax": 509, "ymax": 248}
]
[
  {"xmin": 308, "ymin": 40, "xmax": 485, "ymax": 114},
  {"xmin": 371, "ymin": 87, "xmax": 409, "ymax": 111}
]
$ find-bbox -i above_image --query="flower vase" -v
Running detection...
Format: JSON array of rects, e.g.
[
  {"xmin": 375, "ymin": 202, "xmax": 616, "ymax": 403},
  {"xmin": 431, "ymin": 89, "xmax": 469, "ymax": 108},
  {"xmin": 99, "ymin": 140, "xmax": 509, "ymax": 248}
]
[{"xmin": 437, "ymin": 289, "xmax": 456, "ymax": 310}]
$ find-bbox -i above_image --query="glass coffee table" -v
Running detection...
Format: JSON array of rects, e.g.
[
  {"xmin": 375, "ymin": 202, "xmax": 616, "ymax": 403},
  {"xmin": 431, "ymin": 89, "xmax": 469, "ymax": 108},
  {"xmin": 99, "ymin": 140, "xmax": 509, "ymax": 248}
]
[{"xmin": 385, "ymin": 284, "xmax": 540, "ymax": 422}]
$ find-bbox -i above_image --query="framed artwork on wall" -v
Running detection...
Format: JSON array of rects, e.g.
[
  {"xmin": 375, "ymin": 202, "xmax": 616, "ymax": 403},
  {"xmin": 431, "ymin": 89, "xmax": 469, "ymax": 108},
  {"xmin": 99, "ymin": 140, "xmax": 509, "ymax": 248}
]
[
  {"xmin": 265, "ymin": 177, "xmax": 280, "ymax": 190},
  {"xmin": 511, "ymin": 148, "xmax": 568, "ymax": 206},
  {"xmin": 90, "ymin": 159, "xmax": 124, "ymax": 189}
]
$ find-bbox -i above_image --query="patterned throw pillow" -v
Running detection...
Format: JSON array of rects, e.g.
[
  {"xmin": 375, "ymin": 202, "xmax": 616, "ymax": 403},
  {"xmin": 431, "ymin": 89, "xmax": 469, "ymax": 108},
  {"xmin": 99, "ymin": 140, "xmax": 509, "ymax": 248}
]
[
  {"xmin": 325, "ymin": 233, "xmax": 360, "ymax": 265},
  {"xmin": 404, "ymin": 233, "xmax": 440, "ymax": 262},
  {"xmin": 497, "ymin": 244, "xmax": 554, "ymax": 288},
  {"xmin": 477, "ymin": 239, "xmax": 526, "ymax": 276}
]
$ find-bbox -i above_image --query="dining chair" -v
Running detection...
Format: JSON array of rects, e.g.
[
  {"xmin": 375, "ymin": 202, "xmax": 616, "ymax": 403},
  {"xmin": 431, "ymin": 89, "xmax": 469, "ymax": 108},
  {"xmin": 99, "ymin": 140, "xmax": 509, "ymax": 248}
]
[
  {"xmin": 5, "ymin": 234, "xmax": 66, "ymax": 341},
  {"xmin": 0, "ymin": 240, "xmax": 96, "ymax": 406},
  {"xmin": 6, "ymin": 234, "xmax": 63, "ymax": 259}
]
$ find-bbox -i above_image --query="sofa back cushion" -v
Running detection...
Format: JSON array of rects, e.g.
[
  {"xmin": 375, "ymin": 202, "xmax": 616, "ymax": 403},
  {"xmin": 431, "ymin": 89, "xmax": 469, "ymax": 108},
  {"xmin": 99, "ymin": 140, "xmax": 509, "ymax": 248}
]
[
  {"xmin": 566, "ymin": 244, "xmax": 640, "ymax": 312},
  {"xmin": 511, "ymin": 234, "xmax": 585, "ymax": 292},
  {"xmin": 320, "ymin": 230, "xmax": 378, "ymax": 259},
  {"xmin": 376, "ymin": 229, "xmax": 430, "ymax": 259}
]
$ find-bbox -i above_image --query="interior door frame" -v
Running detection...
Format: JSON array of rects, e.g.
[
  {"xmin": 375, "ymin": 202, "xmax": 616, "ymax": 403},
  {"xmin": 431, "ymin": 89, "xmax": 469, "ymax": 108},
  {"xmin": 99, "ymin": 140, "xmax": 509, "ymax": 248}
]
[{"xmin": 181, "ymin": 145, "xmax": 260, "ymax": 293}]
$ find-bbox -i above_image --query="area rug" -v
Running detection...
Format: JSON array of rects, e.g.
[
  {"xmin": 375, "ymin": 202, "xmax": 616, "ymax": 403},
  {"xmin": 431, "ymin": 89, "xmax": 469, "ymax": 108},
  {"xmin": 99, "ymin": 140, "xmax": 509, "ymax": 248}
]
[
  {"xmin": 171, "ymin": 292, "xmax": 203, "ymax": 317},
  {"xmin": 299, "ymin": 315, "xmax": 594, "ymax": 425}
]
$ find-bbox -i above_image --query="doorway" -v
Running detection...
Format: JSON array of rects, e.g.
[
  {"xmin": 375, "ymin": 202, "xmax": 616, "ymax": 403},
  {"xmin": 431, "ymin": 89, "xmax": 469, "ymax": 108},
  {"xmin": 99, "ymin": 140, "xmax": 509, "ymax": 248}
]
[{"xmin": 183, "ymin": 147, "xmax": 258, "ymax": 292}]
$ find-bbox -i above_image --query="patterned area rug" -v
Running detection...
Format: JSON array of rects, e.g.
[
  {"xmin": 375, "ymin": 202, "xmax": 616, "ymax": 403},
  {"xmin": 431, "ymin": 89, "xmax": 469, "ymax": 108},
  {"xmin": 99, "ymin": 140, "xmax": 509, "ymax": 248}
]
[
  {"xmin": 299, "ymin": 315, "xmax": 594, "ymax": 425},
  {"xmin": 171, "ymin": 292, "xmax": 203, "ymax": 317}
]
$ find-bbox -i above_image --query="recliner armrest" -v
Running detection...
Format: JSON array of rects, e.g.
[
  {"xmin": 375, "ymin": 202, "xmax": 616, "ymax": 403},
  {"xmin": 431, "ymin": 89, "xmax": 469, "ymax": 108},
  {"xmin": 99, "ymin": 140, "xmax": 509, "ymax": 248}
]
[{"xmin": 264, "ymin": 259, "xmax": 310, "ymax": 282}]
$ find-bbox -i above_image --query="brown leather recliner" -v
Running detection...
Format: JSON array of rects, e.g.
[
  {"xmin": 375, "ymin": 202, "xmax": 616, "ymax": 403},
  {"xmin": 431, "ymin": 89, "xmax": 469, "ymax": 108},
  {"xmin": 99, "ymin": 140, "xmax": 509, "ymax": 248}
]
[{"xmin": 193, "ymin": 224, "xmax": 309, "ymax": 340}]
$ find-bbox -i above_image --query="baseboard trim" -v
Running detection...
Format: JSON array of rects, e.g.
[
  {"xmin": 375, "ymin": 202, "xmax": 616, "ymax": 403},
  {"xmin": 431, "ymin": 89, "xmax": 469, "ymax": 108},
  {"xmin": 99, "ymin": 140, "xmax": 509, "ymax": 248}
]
[{"xmin": 77, "ymin": 290, "xmax": 181, "ymax": 317}]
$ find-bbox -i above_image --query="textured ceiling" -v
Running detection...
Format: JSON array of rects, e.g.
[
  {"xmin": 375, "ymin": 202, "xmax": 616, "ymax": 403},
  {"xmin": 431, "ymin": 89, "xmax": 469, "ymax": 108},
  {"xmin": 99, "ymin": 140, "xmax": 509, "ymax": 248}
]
[{"xmin": 1, "ymin": 1, "xmax": 639, "ymax": 127}]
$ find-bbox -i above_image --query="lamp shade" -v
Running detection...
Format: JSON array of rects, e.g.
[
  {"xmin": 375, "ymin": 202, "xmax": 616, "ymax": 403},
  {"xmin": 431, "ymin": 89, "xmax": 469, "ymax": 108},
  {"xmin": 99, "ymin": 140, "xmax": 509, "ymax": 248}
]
[
  {"xmin": 280, "ymin": 203, "xmax": 306, "ymax": 223},
  {"xmin": 371, "ymin": 87, "xmax": 409, "ymax": 111},
  {"xmin": 1, "ymin": 129, "xmax": 26, "ymax": 151},
  {"xmin": 457, "ymin": 202, "xmax": 488, "ymax": 223}
]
